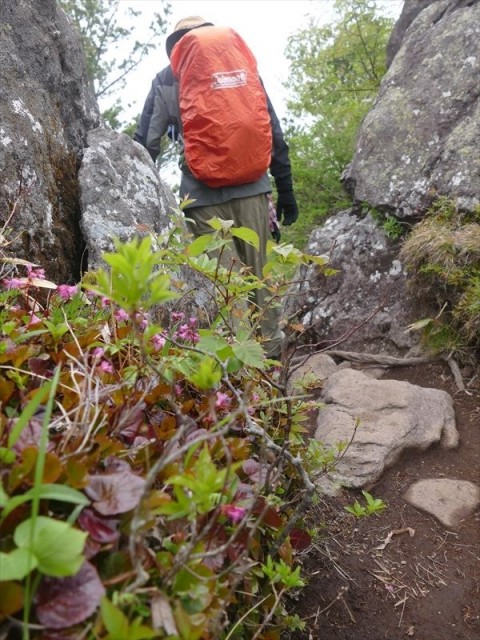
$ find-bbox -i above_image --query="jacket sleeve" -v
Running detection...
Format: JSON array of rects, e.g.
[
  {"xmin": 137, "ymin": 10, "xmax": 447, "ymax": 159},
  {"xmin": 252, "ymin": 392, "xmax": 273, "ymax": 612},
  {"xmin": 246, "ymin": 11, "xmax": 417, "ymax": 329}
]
[
  {"xmin": 146, "ymin": 89, "xmax": 171, "ymax": 162},
  {"xmin": 133, "ymin": 78, "xmax": 158, "ymax": 147},
  {"xmin": 263, "ymin": 87, "xmax": 292, "ymax": 181}
]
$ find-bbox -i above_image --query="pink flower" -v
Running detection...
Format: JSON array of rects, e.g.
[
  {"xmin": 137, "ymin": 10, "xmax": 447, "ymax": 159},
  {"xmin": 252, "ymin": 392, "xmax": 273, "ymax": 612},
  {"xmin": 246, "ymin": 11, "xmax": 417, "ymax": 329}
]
[
  {"xmin": 215, "ymin": 391, "xmax": 231, "ymax": 411},
  {"xmin": 101, "ymin": 297, "xmax": 110, "ymax": 308},
  {"xmin": 26, "ymin": 313, "xmax": 42, "ymax": 326},
  {"xmin": 57, "ymin": 284, "xmax": 78, "ymax": 300},
  {"xmin": 175, "ymin": 384, "xmax": 183, "ymax": 396},
  {"xmin": 134, "ymin": 312, "xmax": 148, "ymax": 331},
  {"xmin": 27, "ymin": 266, "xmax": 45, "ymax": 280},
  {"xmin": 171, "ymin": 311, "xmax": 184, "ymax": 322},
  {"xmin": 222, "ymin": 504, "xmax": 246, "ymax": 523},
  {"xmin": 92, "ymin": 347, "xmax": 105, "ymax": 359},
  {"xmin": 3, "ymin": 277, "xmax": 26, "ymax": 290},
  {"xmin": 175, "ymin": 323, "xmax": 200, "ymax": 344},
  {"xmin": 151, "ymin": 334, "xmax": 166, "ymax": 351},
  {"xmin": 114, "ymin": 308, "xmax": 129, "ymax": 322},
  {"xmin": 98, "ymin": 360, "xmax": 114, "ymax": 374}
]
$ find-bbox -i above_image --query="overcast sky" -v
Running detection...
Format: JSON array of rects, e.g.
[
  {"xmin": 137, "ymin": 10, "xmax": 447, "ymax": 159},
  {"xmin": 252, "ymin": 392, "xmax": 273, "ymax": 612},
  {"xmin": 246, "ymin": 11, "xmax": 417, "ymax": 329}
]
[{"xmin": 115, "ymin": 0, "xmax": 404, "ymax": 122}]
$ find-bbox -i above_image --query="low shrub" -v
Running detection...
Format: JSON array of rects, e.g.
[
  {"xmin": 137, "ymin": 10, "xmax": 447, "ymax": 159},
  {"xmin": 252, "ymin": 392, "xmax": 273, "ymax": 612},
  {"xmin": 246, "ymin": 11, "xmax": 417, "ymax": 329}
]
[
  {"xmin": 0, "ymin": 211, "xmax": 337, "ymax": 640},
  {"xmin": 400, "ymin": 197, "xmax": 480, "ymax": 357}
]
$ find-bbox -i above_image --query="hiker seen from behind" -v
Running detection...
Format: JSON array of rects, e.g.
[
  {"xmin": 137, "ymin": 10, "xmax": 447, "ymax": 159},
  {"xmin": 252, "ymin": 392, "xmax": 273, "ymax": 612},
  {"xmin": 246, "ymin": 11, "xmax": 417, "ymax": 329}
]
[{"xmin": 134, "ymin": 16, "xmax": 299, "ymax": 360}]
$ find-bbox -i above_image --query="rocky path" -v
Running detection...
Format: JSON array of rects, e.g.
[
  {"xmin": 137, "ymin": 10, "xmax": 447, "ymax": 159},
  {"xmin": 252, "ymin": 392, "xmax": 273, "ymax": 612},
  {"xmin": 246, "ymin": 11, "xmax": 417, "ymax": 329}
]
[{"xmin": 287, "ymin": 360, "xmax": 480, "ymax": 640}]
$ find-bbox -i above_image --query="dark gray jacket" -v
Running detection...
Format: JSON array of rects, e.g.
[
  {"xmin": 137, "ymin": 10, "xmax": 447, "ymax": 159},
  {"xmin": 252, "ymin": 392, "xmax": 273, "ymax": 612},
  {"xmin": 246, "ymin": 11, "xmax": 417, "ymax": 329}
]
[{"xmin": 134, "ymin": 65, "xmax": 293, "ymax": 208}]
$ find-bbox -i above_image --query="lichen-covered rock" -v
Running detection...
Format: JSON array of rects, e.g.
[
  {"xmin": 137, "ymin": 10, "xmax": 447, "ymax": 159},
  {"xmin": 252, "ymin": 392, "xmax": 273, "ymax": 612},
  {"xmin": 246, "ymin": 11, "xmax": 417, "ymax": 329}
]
[
  {"xmin": 79, "ymin": 127, "xmax": 175, "ymax": 270},
  {"xmin": 78, "ymin": 127, "xmax": 216, "ymax": 323},
  {"xmin": 343, "ymin": 0, "xmax": 480, "ymax": 218},
  {"xmin": 0, "ymin": 0, "xmax": 100, "ymax": 282},
  {"xmin": 284, "ymin": 210, "xmax": 423, "ymax": 354},
  {"xmin": 386, "ymin": 0, "xmax": 436, "ymax": 66}
]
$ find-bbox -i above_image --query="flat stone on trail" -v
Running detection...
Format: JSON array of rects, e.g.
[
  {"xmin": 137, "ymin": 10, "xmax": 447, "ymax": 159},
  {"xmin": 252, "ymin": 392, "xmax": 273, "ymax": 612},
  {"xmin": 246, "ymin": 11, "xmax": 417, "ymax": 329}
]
[
  {"xmin": 314, "ymin": 368, "xmax": 459, "ymax": 488},
  {"xmin": 404, "ymin": 479, "xmax": 480, "ymax": 528},
  {"xmin": 287, "ymin": 353, "xmax": 339, "ymax": 394}
]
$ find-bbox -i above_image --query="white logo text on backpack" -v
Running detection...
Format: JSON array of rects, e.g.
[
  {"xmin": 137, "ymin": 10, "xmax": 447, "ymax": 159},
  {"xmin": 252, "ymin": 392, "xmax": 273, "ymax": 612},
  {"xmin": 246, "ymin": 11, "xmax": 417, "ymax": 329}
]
[{"xmin": 211, "ymin": 69, "xmax": 247, "ymax": 90}]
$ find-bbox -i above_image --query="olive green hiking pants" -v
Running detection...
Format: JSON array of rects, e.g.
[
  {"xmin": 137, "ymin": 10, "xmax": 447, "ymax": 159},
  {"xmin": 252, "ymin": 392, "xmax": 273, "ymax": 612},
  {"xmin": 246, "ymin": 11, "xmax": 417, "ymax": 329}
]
[{"xmin": 186, "ymin": 193, "xmax": 283, "ymax": 358}]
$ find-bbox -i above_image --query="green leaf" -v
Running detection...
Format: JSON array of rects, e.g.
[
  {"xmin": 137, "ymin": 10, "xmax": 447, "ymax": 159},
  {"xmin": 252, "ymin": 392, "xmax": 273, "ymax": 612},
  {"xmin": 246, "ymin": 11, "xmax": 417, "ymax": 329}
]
[
  {"xmin": 207, "ymin": 217, "xmax": 233, "ymax": 231},
  {"xmin": 127, "ymin": 618, "xmax": 159, "ymax": 640},
  {"xmin": 0, "ymin": 548, "xmax": 37, "ymax": 581},
  {"xmin": 0, "ymin": 448, "xmax": 15, "ymax": 465},
  {"xmin": 1, "ymin": 484, "xmax": 90, "ymax": 520},
  {"xmin": 187, "ymin": 234, "xmax": 216, "ymax": 257},
  {"xmin": 7, "ymin": 382, "xmax": 52, "ymax": 448},
  {"xmin": 186, "ymin": 356, "xmax": 222, "ymax": 390},
  {"xmin": 14, "ymin": 516, "xmax": 87, "ymax": 577},
  {"xmin": 101, "ymin": 598, "xmax": 130, "ymax": 640},
  {"xmin": 0, "ymin": 483, "xmax": 8, "ymax": 507},
  {"xmin": 232, "ymin": 340, "xmax": 265, "ymax": 369},
  {"xmin": 230, "ymin": 226, "xmax": 260, "ymax": 250},
  {"xmin": 196, "ymin": 332, "xmax": 232, "ymax": 356}
]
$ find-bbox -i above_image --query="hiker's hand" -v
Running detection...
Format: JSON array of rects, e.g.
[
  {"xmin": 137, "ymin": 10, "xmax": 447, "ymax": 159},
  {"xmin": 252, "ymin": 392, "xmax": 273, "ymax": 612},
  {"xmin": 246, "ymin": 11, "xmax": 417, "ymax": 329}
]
[
  {"xmin": 271, "ymin": 226, "xmax": 281, "ymax": 243},
  {"xmin": 275, "ymin": 175, "xmax": 298, "ymax": 226},
  {"xmin": 276, "ymin": 190, "xmax": 298, "ymax": 225}
]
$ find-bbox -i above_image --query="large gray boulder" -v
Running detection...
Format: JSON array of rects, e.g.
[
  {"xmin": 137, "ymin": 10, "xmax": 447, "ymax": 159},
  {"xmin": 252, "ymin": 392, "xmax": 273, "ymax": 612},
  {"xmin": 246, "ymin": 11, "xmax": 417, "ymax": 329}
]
[
  {"xmin": 343, "ymin": 0, "xmax": 480, "ymax": 218},
  {"xmin": 386, "ymin": 0, "xmax": 436, "ymax": 66},
  {"xmin": 78, "ymin": 127, "xmax": 216, "ymax": 323},
  {"xmin": 0, "ymin": 0, "xmax": 100, "ymax": 283},
  {"xmin": 79, "ymin": 127, "xmax": 175, "ymax": 270},
  {"xmin": 315, "ymin": 368, "xmax": 459, "ymax": 489},
  {"xmin": 284, "ymin": 210, "xmax": 422, "ymax": 354}
]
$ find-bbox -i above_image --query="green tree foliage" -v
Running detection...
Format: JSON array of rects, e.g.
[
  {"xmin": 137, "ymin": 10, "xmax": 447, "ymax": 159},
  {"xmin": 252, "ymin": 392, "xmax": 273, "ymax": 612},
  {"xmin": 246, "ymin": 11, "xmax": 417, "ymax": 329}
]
[
  {"xmin": 59, "ymin": 0, "xmax": 171, "ymax": 129},
  {"xmin": 283, "ymin": 0, "xmax": 395, "ymax": 246}
]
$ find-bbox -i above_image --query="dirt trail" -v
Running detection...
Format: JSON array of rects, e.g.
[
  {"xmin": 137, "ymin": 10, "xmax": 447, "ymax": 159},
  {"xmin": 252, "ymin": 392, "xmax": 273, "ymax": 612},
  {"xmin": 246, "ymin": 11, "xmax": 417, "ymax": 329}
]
[{"xmin": 289, "ymin": 362, "xmax": 480, "ymax": 640}]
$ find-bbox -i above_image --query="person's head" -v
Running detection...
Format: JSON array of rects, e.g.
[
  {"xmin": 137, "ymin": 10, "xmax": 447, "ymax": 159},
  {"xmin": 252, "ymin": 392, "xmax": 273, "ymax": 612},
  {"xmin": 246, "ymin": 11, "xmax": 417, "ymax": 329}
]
[{"xmin": 166, "ymin": 16, "xmax": 213, "ymax": 58}]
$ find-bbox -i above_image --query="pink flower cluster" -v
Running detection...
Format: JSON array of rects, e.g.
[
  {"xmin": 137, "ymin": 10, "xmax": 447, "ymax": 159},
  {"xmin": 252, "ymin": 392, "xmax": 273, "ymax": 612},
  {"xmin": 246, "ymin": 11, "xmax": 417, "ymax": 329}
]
[
  {"xmin": 57, "ymin": 284, "xmax": 78, "ymax": 301},
  {"xmin": 92, "ymin": 347, "xmax": 114, "ymax": 374},
  {"xmin": 174, "ymin": 316, "xmax": 200, "ymax": 344},
  {"xmin": 221, "ymin": 504, "xmax": 246, "ymax": 523},
  {"xmin": 215, "ymin": 391, "xmax": 231, "ymax": 411},
  {"xmin": 151, "ymin": 333, "xmax": 166, "ymax": 351},
  {"xmin": 3, "ymin": 264, "xmax": 46, "ymax": 290}
]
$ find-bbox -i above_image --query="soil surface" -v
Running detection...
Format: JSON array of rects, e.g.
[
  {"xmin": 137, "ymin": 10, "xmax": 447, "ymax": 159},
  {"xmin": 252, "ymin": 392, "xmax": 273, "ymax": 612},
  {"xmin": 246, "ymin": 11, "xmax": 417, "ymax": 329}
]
[{"xmin": 287, "ymin": 362, "xmax": 480, "ymax": 640}]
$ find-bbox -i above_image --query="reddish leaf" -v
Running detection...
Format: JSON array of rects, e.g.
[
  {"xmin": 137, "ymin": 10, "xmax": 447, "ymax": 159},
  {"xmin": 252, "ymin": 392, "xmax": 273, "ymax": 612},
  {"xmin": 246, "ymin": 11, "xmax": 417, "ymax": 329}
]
[
  {"xmin": 242, "ymin": 459, "xmax": 268, "ymax": 487},
  {"xmin": 289, "ymin": 528, "xmax": 312, "ymax": 551},
  {"xmin": 78, "ymin": 508, "xmax": 120, "ymax": 544},
  {"xmin": 35, "ymin": 561, "xmax": 105, "ymax": 629},
  {"xmin": 11, "ymin": 419, "xmax": 55, "ymax": 455},
  {"xmin": 83, "ymin": 537, "xmax": 101, "ymax": 560},
  {"xmin": 85, "ymin": 469, "xmax": 146, "ymax": 515},
  {"xmin": 28, "ymin": 357, "xmax": 52, "ymax": 377},
  {"xmin": 252, "ymin": 498, "xmax": 283, "ymax": 529}
]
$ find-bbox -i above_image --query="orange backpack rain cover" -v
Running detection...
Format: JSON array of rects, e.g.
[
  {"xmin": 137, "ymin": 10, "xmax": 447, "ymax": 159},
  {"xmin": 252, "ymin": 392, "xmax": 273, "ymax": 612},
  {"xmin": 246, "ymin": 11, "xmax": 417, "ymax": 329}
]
[{"xmin": 170, "ymin": 26, "xmax": 273, "ymax": 188}]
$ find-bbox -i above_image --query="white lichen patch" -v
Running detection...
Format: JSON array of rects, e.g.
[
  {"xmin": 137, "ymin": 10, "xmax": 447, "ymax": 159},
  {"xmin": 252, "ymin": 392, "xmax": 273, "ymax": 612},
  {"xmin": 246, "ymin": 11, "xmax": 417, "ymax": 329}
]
[
  {"xmin": 0, "ymin": 128, "xmax": 12, "ymax": 146},
  {"xmin": 442, "ymin": 91, "xmax": 452, "ymax": 98},
  {"xmin": 463, "ymin": 56, "xmax": 476, "ymax": 68},
  {"xmin": 11, "ymin": 99, "xmax": 43, "ymax": 134},
  {"xmin": 302, "ymin": 311, "xmax": 312, "ymax": 326},
  {"xmin": 389, "ymin": 260, "xmax": 402, "ymax": 277},
  {"xmin": 451, "ymin": 173, "xmax": 465, "ymax": 187},
  {"xmin": 370, "ymin": 271, "xmax": 382, "ymax": 283},
  {"xmin": 45, "ymin": 203, "xmax": 53, "ymax": 229}
]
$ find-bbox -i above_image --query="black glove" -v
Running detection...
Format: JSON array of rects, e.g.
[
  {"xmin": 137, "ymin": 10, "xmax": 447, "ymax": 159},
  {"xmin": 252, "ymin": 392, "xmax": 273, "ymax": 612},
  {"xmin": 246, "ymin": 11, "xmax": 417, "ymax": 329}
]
[
  {"xmin": 271, "ymin": 226, "xmax": 281, "ymax": 243},
  {"xmin": 275, "ymin": 175, "xmax": 299, "ymax": 226}
]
